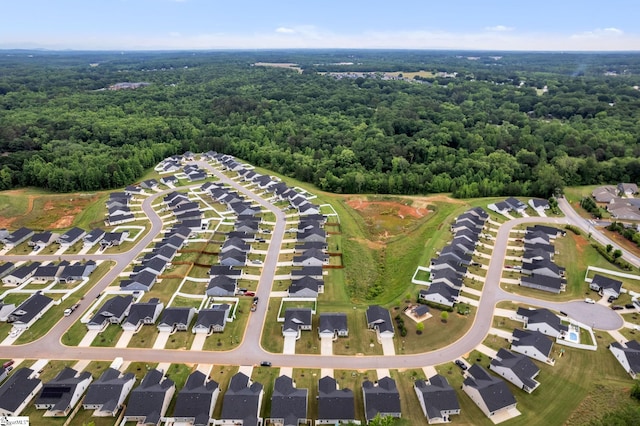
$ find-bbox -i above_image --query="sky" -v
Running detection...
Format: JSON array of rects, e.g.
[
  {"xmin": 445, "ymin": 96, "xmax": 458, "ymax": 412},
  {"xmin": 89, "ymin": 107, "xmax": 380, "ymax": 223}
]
[{"xmin": 2, "ymin": 0, "xmax": 639, "ymax": 51}]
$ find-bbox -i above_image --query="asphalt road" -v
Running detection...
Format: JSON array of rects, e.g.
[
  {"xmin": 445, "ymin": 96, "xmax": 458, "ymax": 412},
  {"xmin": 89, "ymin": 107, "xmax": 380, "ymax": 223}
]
[{"xmin": 0, "ymin": 173, "xmax": 631, "ymax": 369}]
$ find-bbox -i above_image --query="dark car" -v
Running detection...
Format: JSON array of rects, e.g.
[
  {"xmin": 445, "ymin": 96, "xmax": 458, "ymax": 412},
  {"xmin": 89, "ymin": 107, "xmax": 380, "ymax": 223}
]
[
  {"xmin": 260, "ymin": 361, "xmax": 272, "ymax": 367},
  {"xmin": 611, "ymin": 305, "xmax": 624, "ymax": 310},
  {"xmin": 454, "ymin": 360, "xmax": 467, "ymax": 370},
  {"xmin": 626, "ymin": 304, "xmax": 636, "ymax": 309},
  {"xmin": 253, "ymin": 296, "xmax": 259, "ymax": 303},
  {"xmin": 608, "ymin": 296, "xmax": 616, "ymax": 303}
]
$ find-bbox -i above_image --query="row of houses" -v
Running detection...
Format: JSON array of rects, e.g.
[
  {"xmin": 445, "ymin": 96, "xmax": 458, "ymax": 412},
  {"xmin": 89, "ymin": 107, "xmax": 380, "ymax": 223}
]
[
  {"xmin": 119, "ymin": 226, "xmax": 190, "ymax": 292},
  {"xmin": 85, "ymin": 294, "xmax": 232, "ymax": 334},
  {"xmin": 106, "ymin": 192, "xmax": 136, "ymax": 226},
  {"xmin": 592, "ymin": 183, "xmax": 640, "ymax": 221},
  {"xmin": 0, "ymin": 226, "xmax": 92, "ymax": 251},
  {"xmin": 0, "ymin": 363, "xmax": 455, "ymax": 426},
  {"xmin": 518, "ymin": 225, "xmax": 567, "ymax": 294},
  {"xmin": 419, "ymin": 207, "xmax": 489, "ymax": 307},
  {"xmin": 1, "ymin": 260, "xmax": 97, "ymax": 287}
]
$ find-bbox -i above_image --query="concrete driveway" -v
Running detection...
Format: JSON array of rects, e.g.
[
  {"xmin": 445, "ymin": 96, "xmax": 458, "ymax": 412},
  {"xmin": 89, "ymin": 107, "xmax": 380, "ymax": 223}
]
[
  {"xmin": 380, "ymin": 337, "xmax": 396, "ymax": 356},
  {"xmin": 283, "ymin": 335, "xmax": 297, "ymax": 355},
  {"xmin": 320, "ymin": 336, "xmax": 333, "ymax": 356}
]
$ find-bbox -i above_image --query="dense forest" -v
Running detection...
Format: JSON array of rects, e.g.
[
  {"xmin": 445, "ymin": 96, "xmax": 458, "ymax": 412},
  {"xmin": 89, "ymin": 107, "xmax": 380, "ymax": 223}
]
[{"xmin": 0, "ymin": 50, "xmax": 639, "ymax": 196}]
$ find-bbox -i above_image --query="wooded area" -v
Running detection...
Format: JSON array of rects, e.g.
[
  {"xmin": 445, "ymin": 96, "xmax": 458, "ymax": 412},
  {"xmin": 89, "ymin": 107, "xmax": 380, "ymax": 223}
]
[{"xmin": 0, "ymin": 50, "xmax": 639, "ymax": 196}]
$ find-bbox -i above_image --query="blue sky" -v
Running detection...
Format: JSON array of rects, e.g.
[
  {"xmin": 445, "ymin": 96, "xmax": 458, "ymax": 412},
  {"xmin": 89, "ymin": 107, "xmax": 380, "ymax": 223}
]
[{"xmin": 2, "ymin": 0, "xmax": 639, "ymax": 50}]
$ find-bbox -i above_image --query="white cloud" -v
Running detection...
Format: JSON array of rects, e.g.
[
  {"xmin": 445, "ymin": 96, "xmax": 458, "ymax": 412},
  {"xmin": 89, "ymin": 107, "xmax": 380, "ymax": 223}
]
[
  {"xmin": 571, "ymin": 27, "xmax": 624, "ymax": 39},
  {"xmin": 169, "ymin": 32, "xmax": 181, "ymax": 37},
  {"xmin": 485, "ymin": 25, "xmax": 514, "ymax": 32},
  {"xmin": 276, "ymin": 27, "xmax": 296, "ymax": 34}
]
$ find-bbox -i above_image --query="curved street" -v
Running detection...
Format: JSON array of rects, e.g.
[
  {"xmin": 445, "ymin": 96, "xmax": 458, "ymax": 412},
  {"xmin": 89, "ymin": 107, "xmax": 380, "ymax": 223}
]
[{"xmin": 0, "ymin": 171, "xmax": 633, "ymax": 369}]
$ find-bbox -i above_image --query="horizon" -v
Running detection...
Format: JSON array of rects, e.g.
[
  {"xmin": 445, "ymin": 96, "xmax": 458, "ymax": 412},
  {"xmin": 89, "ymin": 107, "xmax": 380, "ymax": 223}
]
[{"xmin": 2, "ymin": 0, "xmax": 640, "ymax": 51}]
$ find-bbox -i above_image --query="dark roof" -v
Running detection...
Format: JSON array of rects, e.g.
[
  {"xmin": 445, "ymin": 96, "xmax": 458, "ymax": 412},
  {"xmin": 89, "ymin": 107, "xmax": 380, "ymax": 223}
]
[
  {"xmin": 415, "ymin": 375, "xmax": 460, "ymax": 420},
  {"xmin": 221, "ymin": 373, "xmax": 263, "ymax": 426},
  {"xmin": 319, "ymin": 312, "xmax": 348, "ymax": 333},
  {"xmin": 464, "ymin": 364, "xmax": 516, "ymax": 413},
  {"xmin": 270, "ymin": 375, "xmax": 308, "ymax": 426},
  {"xmin": 491, "ymin": 349, "xmax": 540, "ymax": 389},
  {"xmin": 89, "ymin": 295, "xmax": 133, "ymax": 324},
  {"xmin": 0, "ymin": 262, "xmax": 15, "ymax": 277},
  {"xmin": 84, "ymin": 368, "xmax": 135, "ymax": 412},
  {"xmin": 317, "ymin": 376, "xmax": 354, "ymax": 421},
  {"xmin": 611, "ymin": 341, "xmax": 640, "ymax": 373},
  {"xmin": 159, "ymin": 307, "xmax": 193, "ymax": 327},
  {"xmin": 362, "ymin": 377, "xmax": 401, "ymax": 421},
  {"xmin": 125, "ymin": 299, "xmax": 163, "ymax": 326},
  {"xmin": 207, "ymin": 275, "xmax": 237, "ymax": 293},
  {"xmin": 505, "ymin": 197, "xmax": 526, "ymax": 210},
  {"xmin": 366, "ymin": 305, "xmax": 394, "ymax": 334},
  {"xmin": 520, "ymin": 274, "xmax": 564, "ymax": 292},
  {"xmin": 9, "ymin": 291, "xmax": 53, "ymax": 324},
  {"xmin": 194, "ymin": 306, "xmax": 229, "ymax": 329},
  {"xmin": 511, "ymin": 329, "xmax": 553, "ymax": 355},
  {"xmin": 8, "ymin": 262, "xmax": 41, "ymax": 279},
  {"xmin": 36, "ymin": 367, "xmax": 93, "ymax": 412},
  {"xmin": 0, "ymin": 368, "xmax": 42, "ymax": 413},
  {"xmin": 59, "ymin": 227, "xmax": 85, "ymax": 243},
  {"xmin": 173, "ymin": 371, "xmax": 218, "ymax": 425},
  {"xmin": 125, "ymin": 369, "xmax": 174, "ymax": 424},
  {"xmin": 209, "ymin": 265, "xmax": 242, "ymax": 277},
  {"xmin": 6, "ymin": 227, "xmax": 33, "ymax": 244},
  {"xmin": 591, "ymin": 274, "xmax": 623, "ymax": 293},
  {"xmin": 529, "ymin": 224, "xmax": 565, "ymax": 237},
  {"xmin": 283, "ymin": 308, "xmax": 313, "ymax": 332},
  {"xmin": 84, "ymin": 228, "xmax": 105, "ymax": 243},
  {"xmin": 421, "ymin": 282, "xmax": 460, "ymax": 303},
  {"xmin": 516, "ymin": 307, "xmax": 568, "ymax": 333},
  {"xmin": 291, "ymin": 266, "xmax": 323, "ymax": 278},
  {"xmin": 119, "ymin": 270, "xmax": 158, "ymax": 291}
]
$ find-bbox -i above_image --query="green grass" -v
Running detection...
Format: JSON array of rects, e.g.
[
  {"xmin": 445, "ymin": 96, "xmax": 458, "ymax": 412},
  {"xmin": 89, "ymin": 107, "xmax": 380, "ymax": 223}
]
[
  {"xmin": 91, "ymin": 324, "xmax": 124, "ymax": 347},
  {"xmin": 127, "ymin": 325, "xmax": 160, "ymax": 348},
  {"xmin": 210, "ymin": 365, "xmax": 239, "ymax": 418},
  {"xmin": 123, "ymin": 361, "xmax": 159, "ymax": 381},
  {"xmin": 291, "ymin": 368, "xmax": 321, "ymax": 421},
  {"xmin": 170, "ymin": 295, "xmax": 204, "ymax": 309},
  {"xmin": 391, "ymin": 368, "xmax": 429, "ymax": 425},
  {"xmin": 332, "ymin": 369, "xmax": 378, "ymax": 424},
  {"xmin": 202, "ymin": 299, "xmax": 251, "ymax": 351},
  {"xmin": 165, "ymin": 330, "xmax": 195, "ymax": 350}
]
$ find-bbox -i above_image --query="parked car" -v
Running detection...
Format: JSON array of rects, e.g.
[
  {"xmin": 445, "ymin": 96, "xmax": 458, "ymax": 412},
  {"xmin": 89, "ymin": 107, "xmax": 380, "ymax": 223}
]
[
  {"xmin": 584, "ymin": 298, "xmax": 596, "ymax": 304},
  {"xmin": 250, "ymin": 304, "xmax": 257, "ymax": 312},
  {"xmin": 454, "ymin": 359, "xmax": 467, "ymax": 371},
  {"xmin": 244, "ymin": 291, "xmax": 255, "ymax": 297},
  {"xmin": 63, "ymin": 308, "xmax": 73, "ymax": 316},
  {"xmin": 607, "ymin": 296, "xmax": 616, "ymax": 303},
  {"xmin": 2, "ymin": 360, "xmax": 14, "ymax": 369},
  {"xmin": 611, "ymin": 306, "xmax": 624, "ymax": 310},
  {"xmin": 253, "ymin": 296, "xmax": 259, "ymax": 303},
  {"xmin": 626, "ymin": 303, "xmax": 636, "ymax": 309},
  {"xmin": 260, "ymin": 361, "xmax": 272, "ymax": 367}
]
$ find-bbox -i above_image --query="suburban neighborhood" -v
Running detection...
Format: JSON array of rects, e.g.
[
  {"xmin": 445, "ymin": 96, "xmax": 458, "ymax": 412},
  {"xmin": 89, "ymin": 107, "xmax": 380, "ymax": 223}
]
[{"xmin": 0, "ymin": 152, "xmax": 640, "ymax": 425}]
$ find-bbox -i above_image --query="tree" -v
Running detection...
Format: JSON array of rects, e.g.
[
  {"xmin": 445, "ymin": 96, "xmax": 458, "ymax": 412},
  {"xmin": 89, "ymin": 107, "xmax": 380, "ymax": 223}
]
[
  {"xmin": 606, "ymin": 244, "xmax": 613, "ymax": 253},
  {"xmin": 440, "ymin": 311, "xmax": 449, "ymax": 323},
  {"xmin": 368, "ymin": 414, "xmax": 397, "ymax": 426},
  {"xmin": 416, "ymin": 322, "xmax": 425, "ymax": 334},
  {"xmin": 613, "ymin": 249, "xmax": 623, "ymax": 260}
]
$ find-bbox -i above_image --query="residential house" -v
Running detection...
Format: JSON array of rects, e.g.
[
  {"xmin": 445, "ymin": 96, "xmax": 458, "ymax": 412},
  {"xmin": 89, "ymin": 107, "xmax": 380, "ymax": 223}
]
[
  {"xmin": 618, "ymin": 183, "xmax": 639, "ymax": 197},
  {"xmin": 292, "ymin": 248, "xmax": 329, "ymax": 267},
  {"xmin": 291, "ymin": 266, "xmax": 323, "ymax": 280},
  {"xmin": 419, "ymin": 284, "xmax": 460, "ymax": 308},
  {"xmin": 2, "ymin": 227, "xmax": 34, "ymax": 248},
  {"xmin": 318, "ymin": 312, "xmax": 348, "ymax": 338},
  {"xmin": 528, "ymin": 199, "xmax": 550, "ymax": 212},
  {"xmin": 282, "ymin": 308, "xmax": 313, "ymax": 338},
  {"xmin": 220, "ymin": 249, "xmax": 246, "ymax": 267},
  {"xmin": 100, "ymin": 232, "xmax": 126, "ymax": 248},
  {"xmin": 57, "ymin": 227, "xmax": 86, "ymax": 247},
  {"xmin": 592, "ymin": 186, "xmax": 618, "ymax": 203},
  {"xmin": 0, "ymin": 261, "xmax": 16, "ymax": 279},
  {"xmin": 140, "ymin": 179, "xmax": 159, "ymax": 190},
  {"xmin": 2, "ymin": 262, "xmax": 41, "ymax": 286},
  {"xmin": 0, "ymin": 368, "xmax": 43, "ymax": 416},
  {"xmin": 429, "ymin": 257, "xmax": 467, "ymax": 276},
  {"xmin": 489, "ymin": 348, "xmax": 541, "ymax": 393},
  {"xmin": 316, "ymin": 376, "xmax": 355, "ymax": 425},
  {"xmin": 610, "ymin": 340, "xmax": 640, "ymax": 379},
  {"xmin": 462, "ymin": 364, "xmax": 518, "ymax": 420},
  {"xmin": 414, "ymin": 375, "xmax": 461, "ymax": 424},
  {"xmin": 87, "ymin": 295, "xmax": 134, "ymax": 330},
  {"xmin": 288, "ymin": 276, "xmax": 322, "ymax": 298},
  {"xmin": 590, "ymin": 274, "xmax": 623, "ymax": 299},
  {"xmin": 220, "ymin": 372, "xmax": 264, "ymax": 426},
  {"xmin": 412, "ymin": 304, "xmax": 430, "ymax": 319},
  {"xmin": 366, "ymin": 305, "xmax": 395, "ymax": 339},
  {"xmin": 268, "ymin": 375, "xmax": 308, "ymax": 426},
  {"xmin": 299, "ymin": 203, "xmax": 321, "ymax": 216},
  {"xmin": 0, "ymin": 367, "xmax": 6, "ymax": 384},
  {"xmin": 124, "ymin": 185, "xmax": 143, "ymax": 195},
  {"xmin": 504, "ymin": 197, "xmax": 527, "ymax": 213},
  {"xmin": 7, "ymin": 292, "xmax": 54, "ymax": 330},
  {"xmin": 209, "ymin": 265, "xmax": 242, "ymax": 279},
  {"xmin": 83, "ymin": 228, "xmax": 105, "ymax": 247},
  {"xmin": 430, "ymin": 268, "xmax": 464, "ymax": 289},
  {"xmin": 520, "ymin": 259, "xmax": 564, "ymax": 279},
  {"xmin": 82, "ymin": 368, "xmax": 136, "ymax": 417},
  {"xmin": 488, "ymin": 201, "xmax": 511, "ymax": 215},
  {"xmin": 160, "ymin": 175, "xmax": 178, "ymax": 186},
  {"xmin": 192, "ymin": 304, "xmax": 230, "ymax": 334},
  {"xmin": 35, "ymin": 367, "xmax": 93, "ymax": 417},
  {"xmin": 528, "ymin": 225, "xmax": 566, "ymax": 239},
  {"xmin": 29, "ymin": 231, "xmax": 56, "ymax": 248},
  {"xmin": 298, "ymin": 228, "xmax": 326, "ymax": 243},
  {"xmin": 515, "ymin": 308, "xmax": 568, "ymax": 339},
  {"xmin": 362, "ymin": 377, "xmax": 402, "ymax": 424},
  {"xmin": 520, "ymin": 275, "xmax": 565, "ymax": 294},
  {"xmin": 206, "ymin": 275, "xmax": 238, "ymax": 297},
  {"xmin": 0, "ymin": 302, "xmax": 16, "ymax": 322},
  {"xmin": 523, "ymin": 230, "xmax": 550, "ymax": 246},
  {"xmin": 58, "ymin": 261, "xmax": 97, "ymax": 283},
  {"xmin": 511, "ymin": 329, "xmax": 555, "ymax": 365},
  {"xmin": 170, "ymin": 371, "xmax": 219, "ymax": 426},
  {"xmin": 122, "ymin": 369, "xmax": 175, "ymax": 426},
  {"xmin": 158, "ymin": 307, "xmax": 195, "ymax": 332},
  {"xmin": 122, "ymin": 298, "xmax": 164, "ymax": 331},
  {"xmin": 119, "ymin": 270, "xmax": 158, "ymax": 292},
  {"xmin": 32, "ymin": 263, "xmax": 65, "ymax": 283}
]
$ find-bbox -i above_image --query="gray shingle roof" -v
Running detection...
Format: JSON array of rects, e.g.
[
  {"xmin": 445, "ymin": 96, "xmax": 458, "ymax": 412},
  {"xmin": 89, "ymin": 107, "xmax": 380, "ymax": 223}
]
[
  {"xmin": 464, "ymin": 364, "xmax": 516, "ymax": 413},
  {"xmin": 124, "ymin": 369, "xmax": 174, "ymax": 425},
  {"xmin": 173, "ymin": 371, "xmax": 218, "ymax": 425},
  {"xmin": 221, "ymin": 372, "xmax": 263, "ymax": 426},
  {"xmin": 415, "ymin": 375, "xmax": 460, "ymax": 421},
  {"xmin": 0, "ymin": 368, "xmax": 42, "ymax": 414},
  {"xmin": 270, "ymin": 375, "xmax": 307, "ymax": 426},
  {"xmin": 362, "ymin": 377, "xmax": 401, "ymax": 422},
  {"xmin": 491, "ymin": 348, "xmax": 540, "ymax": 390},
  {"xmin": 317, "ymin": 376, "xmax": 354, "ymax": 421}
]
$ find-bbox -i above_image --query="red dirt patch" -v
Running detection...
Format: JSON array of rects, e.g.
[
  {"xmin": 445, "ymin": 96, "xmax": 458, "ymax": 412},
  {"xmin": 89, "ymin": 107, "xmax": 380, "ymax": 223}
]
[
  {"xmin": 346, "ymin": 200, "xmax": 429, "ymax": 218},
  {"xmin": 0, "ymin": 194, "xmax": 35, "ymax": 228},
  {"xmin": 571, "ymin": 232, "xmax": 588, "ymax": 255}
]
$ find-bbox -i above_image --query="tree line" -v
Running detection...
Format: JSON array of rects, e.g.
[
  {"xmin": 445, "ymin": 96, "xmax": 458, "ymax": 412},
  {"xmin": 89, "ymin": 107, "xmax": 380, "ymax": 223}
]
[{"xmin": 0, "ymin": 50, "xmax": 639, "ymax": 195}]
